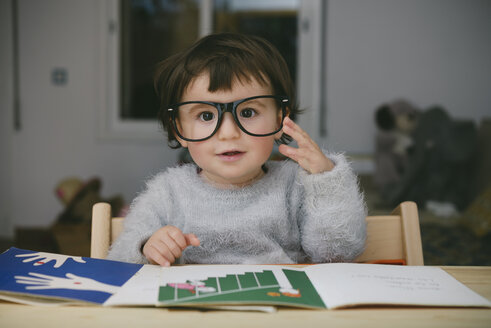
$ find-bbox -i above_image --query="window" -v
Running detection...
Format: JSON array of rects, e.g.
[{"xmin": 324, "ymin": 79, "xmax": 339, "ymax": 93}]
[
  {"xmin": 121, "ymin": 0, "xmax": 201, "ymax": 121},
  {"xmin": 99, "ymin": 0, "xmax": 323, "ymax": 141},
  {"xmin": 213, "ymin": 0, "xmax": 299, "ymax": 84}
]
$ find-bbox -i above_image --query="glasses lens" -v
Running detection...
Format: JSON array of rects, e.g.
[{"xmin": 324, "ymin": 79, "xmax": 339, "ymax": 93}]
[
  {"xmin": 175, "ymin": 103, "xmax": 219, "ymax": 140},
  {"xmin": 236, "ymin": 97, "xmax": 283, "ymax": 135}
]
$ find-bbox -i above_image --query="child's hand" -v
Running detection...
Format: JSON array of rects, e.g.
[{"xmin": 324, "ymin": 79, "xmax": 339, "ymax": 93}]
[
  {"xmin": 142, "ymin": 226, "xmax": 200, "ymax": 266},
  {"xmin": 278, "ymin": 117, "xmax": 334, "ymax": 174}
]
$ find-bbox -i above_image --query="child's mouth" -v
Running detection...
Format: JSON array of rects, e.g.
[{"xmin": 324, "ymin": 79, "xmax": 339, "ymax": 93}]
[
  {"xmin": 222, "ymin": 151, "xmax": 241, "ymax": 156},
  {"xmin": 218, "ymin": 151, "xmax": 245, "ymax": 161}
]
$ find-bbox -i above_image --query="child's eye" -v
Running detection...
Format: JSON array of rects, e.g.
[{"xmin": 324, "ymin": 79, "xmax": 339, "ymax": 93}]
[
  {"xmin": 239, "ymin": 108, "xmax": 257, "ymax": 118},
  {"xmin": 199, "ymin": 111, "xmax": 215, "ymax": 121}
]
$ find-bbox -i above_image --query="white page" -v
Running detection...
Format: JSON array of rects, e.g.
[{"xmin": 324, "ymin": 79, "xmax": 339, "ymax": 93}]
[
  {"xmin": 305, "ymin": 263, "xmax": 491, "ymax": 309},
  {"xmin": 104, "ymin": 265, "xmax": 162, "ymax": 306}
]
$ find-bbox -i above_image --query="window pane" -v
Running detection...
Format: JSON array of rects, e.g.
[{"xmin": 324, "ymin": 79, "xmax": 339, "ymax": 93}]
[
  {"xmin": 121, "ymin": 0, "xmax": 200, "ymax": 120},
  {"xmin": 213, "ymin": 0, "xmax": 299, "ymax": 85}
]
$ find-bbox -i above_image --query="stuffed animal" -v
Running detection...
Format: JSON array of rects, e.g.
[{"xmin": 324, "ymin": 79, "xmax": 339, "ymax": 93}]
[
  {"xmin": 374, "ymin": 99, "xmax": 420, "ymax": 200},
  {"xmin": 388, "ymin": 106, "xmax": 478, "ymax": 211},
  {"xmin": 54, "ymin": 177, "xmax": 125, "ymax": 224}
]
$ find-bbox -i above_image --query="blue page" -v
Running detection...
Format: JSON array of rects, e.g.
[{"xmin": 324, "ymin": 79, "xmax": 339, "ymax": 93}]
[{"xmin": 0, "ymin": 248, "xmax": 142, "ymax": 304}]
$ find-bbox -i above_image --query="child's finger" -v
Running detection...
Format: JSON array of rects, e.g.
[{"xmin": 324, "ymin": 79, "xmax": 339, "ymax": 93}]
[
  {"xmin": 278, "ymin": 144, "xmax": 311, "ymax": 162},
  {"xmin": 145, "ymin": 245, "xmax": 170, "ymax": 267},
  {"xmin": 149, "ymin": 241, "xmax": 176, "ymax": 265},
  {"xmin": 279, "ymin": 144, "xmax": 311, "ymax": 170},
  {"xmin": 161, "ymin": 234, "xmax": 183, "ymax": 259},
  {"xmin": 279, "ymin": 141, "xmax": 333, "ymax": 174},
  {"xmin": 185, "ymin": 233, "xmax": 200, "ymax": 247},
  {"xmin": 165, "ymin": 227, "xmax": 188, "ymax": 250},
  {"xmin": 160, "ymin": 243, "xmax": 177, "ymax": 264},
  {"xmin": 282, "ymin": 117, "xmax": 317, "ymax": 149},
  {"xmin": 278, "ymin": 144, "xmax": 299, "ymax": 161},
  {"xmin": 282, "ymin": 117, "xmax": 304, "ymax": 141}
]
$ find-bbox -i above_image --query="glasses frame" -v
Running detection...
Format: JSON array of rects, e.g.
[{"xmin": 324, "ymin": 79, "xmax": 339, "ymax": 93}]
[{"xmin": 168, "ymin": 95, "xmax": 289, "ymax": 142}]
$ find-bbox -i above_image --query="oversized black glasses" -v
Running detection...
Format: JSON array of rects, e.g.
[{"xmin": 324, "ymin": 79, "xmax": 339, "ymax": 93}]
[{"xmin": 168, "ymin": 95, "xmax": 289, "ymax": 142}]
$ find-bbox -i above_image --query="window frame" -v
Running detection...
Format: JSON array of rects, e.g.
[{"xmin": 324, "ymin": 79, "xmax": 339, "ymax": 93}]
[{"xmin": 98, "ymin": 0, "xmax": 162, "ymax": 142}]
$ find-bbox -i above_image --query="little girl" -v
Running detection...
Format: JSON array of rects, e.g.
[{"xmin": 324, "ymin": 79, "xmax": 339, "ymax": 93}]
[{"xmin": 107, "ymin": 33, "xmax": 366, "ymax": 265}]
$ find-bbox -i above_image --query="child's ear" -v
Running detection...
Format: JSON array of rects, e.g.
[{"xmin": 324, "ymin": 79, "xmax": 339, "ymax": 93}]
[
  {"xmin": 172, "ymin": 121, "xmax": 188, "ymax": 148},
  {"xmin": 176, "ymin": 135, "xmax": 188, "ymax": 148}
]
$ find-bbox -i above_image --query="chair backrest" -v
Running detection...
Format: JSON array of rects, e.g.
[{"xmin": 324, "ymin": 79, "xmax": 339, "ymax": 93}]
[
  {"xmin": 90, "ymin": 202, "xmax": 124, "ymax": 259},
  {"xmin": 91, "ymin": 201, "xmax": 424, "ymax": 265},
  {"xmin": 355, "ymin": 201, "xmax": 424, "ymax": 265}
]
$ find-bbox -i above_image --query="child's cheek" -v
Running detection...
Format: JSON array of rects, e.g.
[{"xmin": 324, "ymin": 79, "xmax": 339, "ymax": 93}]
[{"xmin": 186, "ymin": 142, "xmax": 210, "ymax": 167}]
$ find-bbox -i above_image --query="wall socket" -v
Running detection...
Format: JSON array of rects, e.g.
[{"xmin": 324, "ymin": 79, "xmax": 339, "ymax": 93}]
[{"xmin": 51, "ymin": 68, "xmax": 68, "ymax": 86}]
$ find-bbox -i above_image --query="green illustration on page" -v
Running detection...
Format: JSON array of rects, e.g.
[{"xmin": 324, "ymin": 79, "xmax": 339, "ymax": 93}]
[{"xmin": 158, "ymin": 268, "xmax": 326, "ymax": 308}]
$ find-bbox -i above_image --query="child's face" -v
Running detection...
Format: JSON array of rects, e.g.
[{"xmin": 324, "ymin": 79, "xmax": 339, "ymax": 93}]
[{"xmin": 177, "ymin": 73, "xmax": 282, "ymax": 186}]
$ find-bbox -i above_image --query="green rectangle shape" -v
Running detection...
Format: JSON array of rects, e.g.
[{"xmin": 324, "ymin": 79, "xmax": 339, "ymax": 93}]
[
  {"xmin": 219, "ymin": 274, "xmax": 239, "ymax": 291},
  {"xmin": 238, "ymin": 272, "xmax": 258, "ymax": 289},
  {"xmin": 282, "ymin": 269, "xmax": 325, "ymax": 308},
  {"xmin": 159, "ymin": 285, "xmax": 176, "ymax": 302},
  {"xmin": 256, "ymin": 270, "xmax": 277, "ymax": 286},
  {"xmin": 203, "ymin": 277, "xmax": 218, "ymax": 291},
  {"xmin": 177, "ymin": 287, "xmax": 194, "ymax": 299},
  {"xmin": 158, "ymin": 269, "xmax": 326, "ymax": 309}
]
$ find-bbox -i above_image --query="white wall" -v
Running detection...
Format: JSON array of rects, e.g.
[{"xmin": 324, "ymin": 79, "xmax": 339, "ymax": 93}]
[
  {"xmin": 324, "ymin": 0, "xmax": 491, "ymax": 154},
  {"xmin": 1, "ymin": 0, "xmax": 490, "ymax": 235},
  {"xmin": 0, "ymin": 0, "xmax": 14, "ymax": 238},
  {"xmin": 7, "ymin": 0, "xmax": 178, "ymax": 234}
]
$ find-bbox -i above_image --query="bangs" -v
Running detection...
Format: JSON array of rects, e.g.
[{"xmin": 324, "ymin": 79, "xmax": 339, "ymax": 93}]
[
  {"xmin": 183, "ymin": 43, "xmax": 270, "ymax": 93},
  {"xmin": 205, "ymin": 57, "xmax": 269, "ymax": 92}
]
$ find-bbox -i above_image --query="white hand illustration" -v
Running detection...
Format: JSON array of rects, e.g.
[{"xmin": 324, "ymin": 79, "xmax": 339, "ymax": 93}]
[
  {"xmin": 15, "ymin": 252, "xmax": 86, "ymax": 268},
  {"xmin": 14, "ymin": 272, "xmax": 119, "ymax": 294}
]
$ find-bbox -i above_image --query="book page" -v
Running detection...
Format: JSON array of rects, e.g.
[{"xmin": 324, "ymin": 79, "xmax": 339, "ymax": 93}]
[
  {"xmin": 0, "ymin": 293, "xmax": 89, "ymax": 306},
  {"xmin": 305, "ymin": 263, "xmax": 491, "ymax": 309},
  {"xmin": 104, "ymin": 265, "xmax": 161, "ymax": 306},
  {"xmin": 106, "ymin": 264, "xmax": 278, "ymax": 312},
  {"xmin": 0, "ymin": 248, "xmax": 142, "ymax": 305}
]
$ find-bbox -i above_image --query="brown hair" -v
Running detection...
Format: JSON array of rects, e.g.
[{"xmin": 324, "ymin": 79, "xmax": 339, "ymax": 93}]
[{"xmin": 154, "ymin": 32, "xmax": 300, "ymax": 148}]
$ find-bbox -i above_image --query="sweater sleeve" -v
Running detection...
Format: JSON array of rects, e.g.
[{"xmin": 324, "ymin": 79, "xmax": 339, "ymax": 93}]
[
  {"xmin": 106, "ymin": 173, "xmax": 169, "ymax": 264},
  {"xmin": 297, "ymin": 152, "xmax": 367, "ymax": 263}
]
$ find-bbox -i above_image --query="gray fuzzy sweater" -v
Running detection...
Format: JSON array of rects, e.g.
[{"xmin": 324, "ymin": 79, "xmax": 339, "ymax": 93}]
[{"xmin": 107, "ymin": 153, "xmax": 367, "ymax": 264}]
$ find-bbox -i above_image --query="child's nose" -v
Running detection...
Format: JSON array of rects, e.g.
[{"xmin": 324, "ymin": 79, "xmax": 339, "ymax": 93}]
[{"xmin": 217, "ymin": 112, "xmax": 241, "ymax": 140}]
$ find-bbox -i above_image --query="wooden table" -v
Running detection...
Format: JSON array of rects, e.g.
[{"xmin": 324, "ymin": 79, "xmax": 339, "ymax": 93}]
[{"xmin": 0, "ymin": 266, "xmax": 490, "ymax": 328}]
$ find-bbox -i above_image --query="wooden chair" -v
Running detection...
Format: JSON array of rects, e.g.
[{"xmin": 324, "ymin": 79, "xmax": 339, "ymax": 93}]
[
  {"xmin": 90, "ymin": 203, "xmax": 125, "ymax": 259},
  {"xmin": 91, "ymin": 201, "xmax": 424, "ymax": 265},
  {"xmin": 355, "ymin": 201, "xmax": 424, "ymax": 265}
]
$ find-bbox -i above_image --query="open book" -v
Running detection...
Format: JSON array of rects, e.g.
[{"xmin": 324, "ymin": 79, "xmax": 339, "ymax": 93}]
[{"xmin": 0, "ymin": 247, "xmax": 490, "ymax": 310}]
